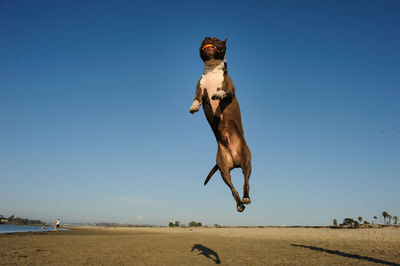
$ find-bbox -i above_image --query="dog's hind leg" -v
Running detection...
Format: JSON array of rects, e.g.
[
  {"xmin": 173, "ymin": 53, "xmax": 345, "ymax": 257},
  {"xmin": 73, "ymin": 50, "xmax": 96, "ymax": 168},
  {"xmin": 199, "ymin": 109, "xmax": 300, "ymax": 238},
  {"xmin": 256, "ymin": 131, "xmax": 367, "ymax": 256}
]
[
  {"xmin": 217, "ymin": 145, "xmax": 244, "ymax": 212},
  {"xmin": 220, "ymin": 168, "xmax": 245, "ymax": 212},
  {"xmin": 242, "ymin": 162, "xmax": 252, "ymax": 205}
]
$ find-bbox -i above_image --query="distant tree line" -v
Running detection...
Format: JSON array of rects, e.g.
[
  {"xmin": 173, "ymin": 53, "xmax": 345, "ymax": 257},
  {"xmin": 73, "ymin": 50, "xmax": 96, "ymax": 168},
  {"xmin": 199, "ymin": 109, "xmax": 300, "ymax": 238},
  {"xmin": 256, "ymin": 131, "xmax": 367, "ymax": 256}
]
[
  {"xmin": 168, "ymin": 221, "xmax": 203, "ymax": 227},
  {"xmin": 86, "ymin": 223, "xmax": 156, "ymax": 227},
  {"xmin": 189, "ymin": 221, "xmax": 202, "ymax": 227},
  {"xmin": 333, "ymin": 211, "xmax": 398, "ymax": 228},
  {"xmin": 0, "ymin": 214, "xmax": 43, "ymax": 225}
]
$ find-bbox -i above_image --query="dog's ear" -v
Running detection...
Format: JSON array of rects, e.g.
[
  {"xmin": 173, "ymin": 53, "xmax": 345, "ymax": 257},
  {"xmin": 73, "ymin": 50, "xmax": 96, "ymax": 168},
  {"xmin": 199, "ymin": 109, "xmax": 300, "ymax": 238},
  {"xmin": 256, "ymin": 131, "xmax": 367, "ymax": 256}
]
[{"xmin": 223, "ymin": 38, "xmax": 228, "ymax": 44}]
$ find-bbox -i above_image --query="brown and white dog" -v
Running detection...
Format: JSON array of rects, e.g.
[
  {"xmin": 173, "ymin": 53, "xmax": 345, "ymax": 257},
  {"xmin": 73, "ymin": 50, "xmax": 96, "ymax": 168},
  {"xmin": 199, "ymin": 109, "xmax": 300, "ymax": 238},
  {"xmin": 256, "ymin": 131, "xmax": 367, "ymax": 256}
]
[{"xmin": 189, "ymin": 37, "xmax": 252, "ymax": 212}]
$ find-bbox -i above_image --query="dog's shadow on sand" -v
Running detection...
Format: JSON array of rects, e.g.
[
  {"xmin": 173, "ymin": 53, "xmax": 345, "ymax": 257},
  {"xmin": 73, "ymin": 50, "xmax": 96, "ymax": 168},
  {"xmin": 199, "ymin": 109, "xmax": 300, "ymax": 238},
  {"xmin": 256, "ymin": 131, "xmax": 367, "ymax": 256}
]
[
  {"xmin": 191, "ymin": 244, "xmax": 221, "ymax": 264},
  {"xmin": 291, "ymin": 244, "xmax": 400, "ymax": 266}
]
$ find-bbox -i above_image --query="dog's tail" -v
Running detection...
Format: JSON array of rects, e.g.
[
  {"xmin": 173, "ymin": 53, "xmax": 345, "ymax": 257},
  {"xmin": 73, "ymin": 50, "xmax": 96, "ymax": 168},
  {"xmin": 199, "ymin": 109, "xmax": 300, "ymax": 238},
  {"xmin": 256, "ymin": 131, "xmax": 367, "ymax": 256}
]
[{"xmin": 204, "ymin": 164, "xmax": 219, "ymax": 185}]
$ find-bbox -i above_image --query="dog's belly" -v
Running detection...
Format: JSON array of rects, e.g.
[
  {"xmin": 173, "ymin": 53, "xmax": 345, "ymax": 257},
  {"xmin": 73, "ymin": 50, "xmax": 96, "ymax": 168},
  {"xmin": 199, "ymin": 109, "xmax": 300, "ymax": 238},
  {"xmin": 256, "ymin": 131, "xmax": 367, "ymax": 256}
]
[
  {"xmin": 200, "ymin": 70, "xmax": 224, "ymax": 114},
  {"xmin": 218, "ymin": 135, "xmax": 246, "ymax": 167},
  {"xmin": 218, "ymin": 120, "xmax": 247, "ymax": 166}
]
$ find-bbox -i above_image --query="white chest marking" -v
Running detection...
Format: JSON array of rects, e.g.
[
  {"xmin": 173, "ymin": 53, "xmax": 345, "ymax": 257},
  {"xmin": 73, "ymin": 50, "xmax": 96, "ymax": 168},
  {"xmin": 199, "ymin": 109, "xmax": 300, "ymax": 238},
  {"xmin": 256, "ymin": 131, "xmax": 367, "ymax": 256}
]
[{"xmin": 199, "ymin": 60, "xmax": 225, "ymax": 114}]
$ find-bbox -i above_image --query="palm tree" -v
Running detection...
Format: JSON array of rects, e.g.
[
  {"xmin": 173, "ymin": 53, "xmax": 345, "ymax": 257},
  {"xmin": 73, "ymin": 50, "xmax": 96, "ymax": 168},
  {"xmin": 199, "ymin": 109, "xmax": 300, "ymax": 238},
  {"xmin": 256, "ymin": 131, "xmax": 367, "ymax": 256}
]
[
  {"xmin": 382, "ymin": 211, "xmax": 389, "ymax": 225},
  {"xmin": 388, "ymin": 215, "xmax": 392, "ymax": 225},
  {"xmin": 373, "ymin": 216, "xmax": 377, "ymax": 224},
  {"xmin": 393, "ymin": 216, "xmax": 398, "ymax": 225}
]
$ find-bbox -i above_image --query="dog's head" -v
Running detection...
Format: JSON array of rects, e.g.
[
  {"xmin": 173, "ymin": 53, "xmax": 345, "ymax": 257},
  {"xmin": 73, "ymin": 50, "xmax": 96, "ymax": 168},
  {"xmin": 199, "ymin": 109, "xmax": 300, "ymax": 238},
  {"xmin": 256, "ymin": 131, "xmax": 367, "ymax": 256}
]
[{"xmin": 200, "ymin": 37, "xmax": 227, "ymax": 62}]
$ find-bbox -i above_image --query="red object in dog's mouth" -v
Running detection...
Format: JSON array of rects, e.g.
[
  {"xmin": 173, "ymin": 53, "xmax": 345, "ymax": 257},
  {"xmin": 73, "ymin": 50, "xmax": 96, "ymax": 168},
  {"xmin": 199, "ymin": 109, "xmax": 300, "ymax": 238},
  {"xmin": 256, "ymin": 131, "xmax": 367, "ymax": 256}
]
[
  {"xmin": 202, "ymin": 44, "xmax": 215, "ymax": 49},
  {"xmin": 202, "ymin": 44, "xmax": 219, "ymax": 52}
]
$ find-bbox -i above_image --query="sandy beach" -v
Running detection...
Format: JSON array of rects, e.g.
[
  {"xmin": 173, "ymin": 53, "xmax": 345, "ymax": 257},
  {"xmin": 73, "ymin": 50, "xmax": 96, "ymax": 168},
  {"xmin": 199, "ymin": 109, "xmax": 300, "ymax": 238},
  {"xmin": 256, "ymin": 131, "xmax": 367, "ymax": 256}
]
[{"xmin": 1, "ymin": 226, "xmax": 399, "ymax": 265}]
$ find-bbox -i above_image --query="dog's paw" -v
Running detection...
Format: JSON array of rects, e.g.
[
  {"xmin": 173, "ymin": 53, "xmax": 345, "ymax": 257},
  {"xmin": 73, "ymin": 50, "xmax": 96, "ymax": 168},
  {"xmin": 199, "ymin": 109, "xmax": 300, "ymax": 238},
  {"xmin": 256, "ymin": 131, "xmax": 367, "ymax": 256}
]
[
  {"xmin": 211, "ymin": 90, "xmax": 226, "ymax": 100},
  {"xmin": 237, "ymin": 204, "xmax": 245, "ymax": 212},
  {"xmin": 189, "ymin": 106, "xmax": 199, "ymax": 114},
  {"xmin": 189, "ymin": 100, "xmax": 200, "ymax": 114},
  {"xmin": 242, "ymin": 198, "xmax": 251, "ymax": 205}
]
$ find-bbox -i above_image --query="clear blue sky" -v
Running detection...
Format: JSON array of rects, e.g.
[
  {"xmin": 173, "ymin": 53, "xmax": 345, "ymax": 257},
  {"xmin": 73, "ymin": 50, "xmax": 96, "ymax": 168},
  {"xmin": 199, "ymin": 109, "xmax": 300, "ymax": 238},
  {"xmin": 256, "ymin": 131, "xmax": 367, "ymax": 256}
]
[{"xmin": 1, "ymin": 0, "xmax": 399, "ymax": 226}]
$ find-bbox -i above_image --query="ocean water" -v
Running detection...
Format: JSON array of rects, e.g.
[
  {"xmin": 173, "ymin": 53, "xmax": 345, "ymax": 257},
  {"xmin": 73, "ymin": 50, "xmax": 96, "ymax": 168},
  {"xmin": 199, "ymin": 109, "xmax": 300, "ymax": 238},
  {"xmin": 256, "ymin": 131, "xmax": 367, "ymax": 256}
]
[{"xmin": 0, "ymin": 224, "xmax": 68, "ymax": 234}]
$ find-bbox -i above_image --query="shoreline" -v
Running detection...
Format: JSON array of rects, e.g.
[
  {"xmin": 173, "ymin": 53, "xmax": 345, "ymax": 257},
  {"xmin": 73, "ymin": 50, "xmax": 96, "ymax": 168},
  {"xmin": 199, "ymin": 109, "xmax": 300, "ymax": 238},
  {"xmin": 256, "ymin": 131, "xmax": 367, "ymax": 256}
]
[
  {"xmin": 0, "ymin": 224, "xmax": 69, "ymax": 235},
  {"xmin": 1, "ymin": 223, "xmax": 397, "ymax": 235}
]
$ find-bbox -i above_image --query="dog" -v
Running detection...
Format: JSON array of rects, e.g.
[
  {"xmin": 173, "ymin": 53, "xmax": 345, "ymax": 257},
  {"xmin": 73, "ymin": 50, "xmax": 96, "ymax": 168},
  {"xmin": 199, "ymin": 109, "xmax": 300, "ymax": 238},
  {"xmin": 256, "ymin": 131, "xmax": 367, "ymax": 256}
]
[{"xmin": 189, "ymin": 37, "xmax": 252, "ymax": 212}]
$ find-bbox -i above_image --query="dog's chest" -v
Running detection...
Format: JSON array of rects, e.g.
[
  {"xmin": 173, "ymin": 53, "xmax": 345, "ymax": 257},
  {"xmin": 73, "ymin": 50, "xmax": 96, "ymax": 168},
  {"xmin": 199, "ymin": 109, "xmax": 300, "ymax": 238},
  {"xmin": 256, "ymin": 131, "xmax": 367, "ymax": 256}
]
[{"xmin": 200, "ymin": 68, "xmax": 224, "ymax": 114}]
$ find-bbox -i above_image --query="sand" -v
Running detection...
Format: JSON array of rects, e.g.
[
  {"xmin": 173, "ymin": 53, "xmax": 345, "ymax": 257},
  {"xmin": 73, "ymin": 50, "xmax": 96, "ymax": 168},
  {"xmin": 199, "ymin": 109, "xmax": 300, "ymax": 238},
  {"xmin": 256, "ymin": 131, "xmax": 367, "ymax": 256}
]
[{"xmin": 1, "ymin": 226, "xmax": 399, "ymax": 265}]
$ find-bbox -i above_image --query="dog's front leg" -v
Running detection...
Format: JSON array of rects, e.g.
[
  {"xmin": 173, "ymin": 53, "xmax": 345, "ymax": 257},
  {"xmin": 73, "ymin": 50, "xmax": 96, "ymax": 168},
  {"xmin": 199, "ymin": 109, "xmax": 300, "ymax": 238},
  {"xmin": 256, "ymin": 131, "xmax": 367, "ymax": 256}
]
[
  {"xmin": 189, "ymin": 81, "xmax": 202, "ymax": 114},
  {"xmin": 212, "ymin": 75, "xmax": 235, "ymax": 100}
]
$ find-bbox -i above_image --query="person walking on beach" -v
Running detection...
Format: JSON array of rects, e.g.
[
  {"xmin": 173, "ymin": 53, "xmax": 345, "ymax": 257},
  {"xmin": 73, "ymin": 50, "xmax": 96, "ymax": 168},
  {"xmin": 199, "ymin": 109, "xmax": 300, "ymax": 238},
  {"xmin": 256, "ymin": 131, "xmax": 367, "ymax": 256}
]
[{"xmin": 55, "ymin": 218, "xmax": 60, "ymax": 231}]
